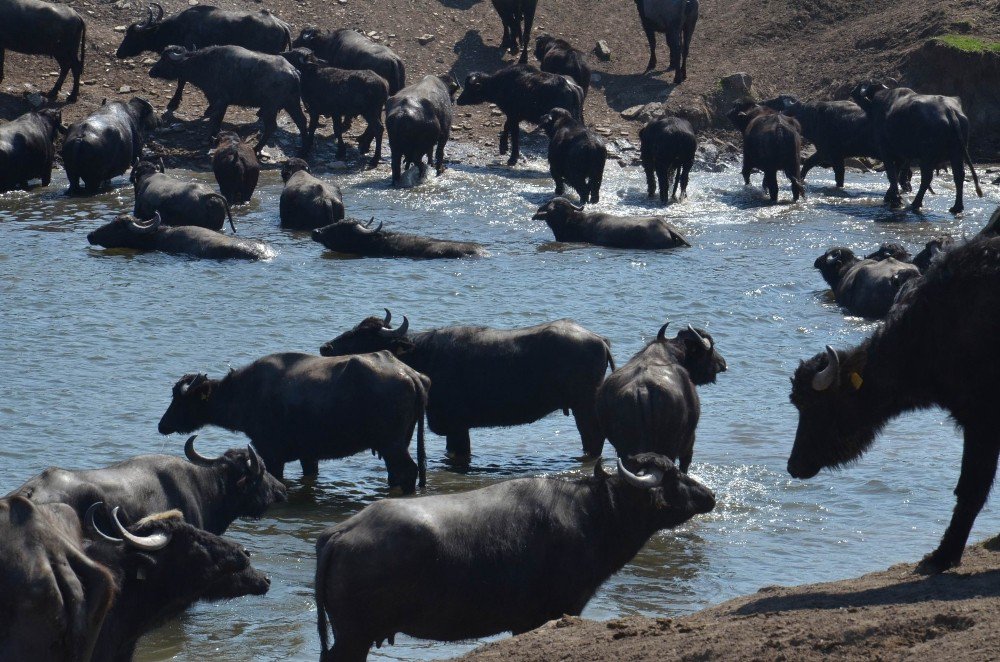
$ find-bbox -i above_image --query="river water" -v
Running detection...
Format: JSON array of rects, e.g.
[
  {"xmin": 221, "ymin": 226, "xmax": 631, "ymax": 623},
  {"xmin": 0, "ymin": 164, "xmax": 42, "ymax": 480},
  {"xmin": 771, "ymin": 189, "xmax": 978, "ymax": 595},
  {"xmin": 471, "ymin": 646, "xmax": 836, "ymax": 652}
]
[{"xmin": 1, "ymin": 149, "xmax": 997, "ymax": 661}]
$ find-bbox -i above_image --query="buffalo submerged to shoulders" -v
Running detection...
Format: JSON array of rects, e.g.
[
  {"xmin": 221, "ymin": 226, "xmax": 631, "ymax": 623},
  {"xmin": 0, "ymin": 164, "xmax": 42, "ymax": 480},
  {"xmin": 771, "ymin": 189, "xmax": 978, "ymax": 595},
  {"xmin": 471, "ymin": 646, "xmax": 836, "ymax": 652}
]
[
  {"xmin": 533, "ymin": 197, "xmax": 690, "ymax": 250},
  {"xmin": 312, "ymin": 218, "xmax": 486, "ymax": 259}
]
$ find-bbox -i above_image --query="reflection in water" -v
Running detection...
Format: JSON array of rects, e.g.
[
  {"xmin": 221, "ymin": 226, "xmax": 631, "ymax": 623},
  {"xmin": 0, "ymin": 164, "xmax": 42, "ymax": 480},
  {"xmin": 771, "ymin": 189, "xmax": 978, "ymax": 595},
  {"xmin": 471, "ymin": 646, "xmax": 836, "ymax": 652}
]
[{"xmin": 0, "ymin": 158, "xmax": 998, "ymax": 661}]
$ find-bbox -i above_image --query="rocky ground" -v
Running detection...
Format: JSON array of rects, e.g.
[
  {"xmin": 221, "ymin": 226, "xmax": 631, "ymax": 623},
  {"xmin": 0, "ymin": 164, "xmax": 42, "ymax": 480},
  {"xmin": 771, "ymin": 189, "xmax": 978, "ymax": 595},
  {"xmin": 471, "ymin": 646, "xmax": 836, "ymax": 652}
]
[{"xmin": 458, "ymin": 537, "xmax": 1000, "ymax": 661}]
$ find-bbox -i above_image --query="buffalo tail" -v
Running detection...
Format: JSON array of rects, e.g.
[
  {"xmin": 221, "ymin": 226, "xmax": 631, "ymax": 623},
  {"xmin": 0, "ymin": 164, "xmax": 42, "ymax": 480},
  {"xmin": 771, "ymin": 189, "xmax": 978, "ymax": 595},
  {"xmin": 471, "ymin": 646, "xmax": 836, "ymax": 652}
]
[{"xmin": 416, "ymin": 385, "xmax": 427, "ymax": 488}]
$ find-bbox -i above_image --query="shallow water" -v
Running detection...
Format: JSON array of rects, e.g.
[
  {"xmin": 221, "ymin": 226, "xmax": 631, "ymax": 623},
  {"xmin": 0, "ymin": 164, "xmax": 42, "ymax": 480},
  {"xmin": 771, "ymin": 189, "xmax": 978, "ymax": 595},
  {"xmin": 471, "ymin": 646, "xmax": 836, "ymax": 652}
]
[{"xmin": 1, "ymin": 151, "xmax": 997, "ymax": 661}]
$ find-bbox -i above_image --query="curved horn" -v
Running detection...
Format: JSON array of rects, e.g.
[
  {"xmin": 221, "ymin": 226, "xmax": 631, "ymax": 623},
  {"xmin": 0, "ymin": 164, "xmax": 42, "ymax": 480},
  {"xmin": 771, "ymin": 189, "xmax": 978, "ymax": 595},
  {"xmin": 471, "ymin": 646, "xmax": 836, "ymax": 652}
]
[
  {"xmin": 365, "ymin": 217, "xmax": 376, "ymax": 228},
  {"xmin": 382, "ymin": 308, "xmax": 392, "ymax": 326},
  {"xmin": 113, "ymin": 507, "xmax": 170, "ymax": 551},
  {"xmin": 184, "ymin": 434, "xmax": 221, "ymax": 466},
  {"xmin": 811, "ymin": 345, "xmax": 840, "ymax": 392},
  {"xmin": 247, "ymin": 445, "xmax": 263, "ymax": 475},
  {"xmin": 85, "ymin": 503, "xmax": 122, "ymax": 543},
  {"xmin": 374, "ymin": 222, "xmax": 383, "ymax": 233},
  {"xmin": 687, "ymin": 324, "xmax": 711, "ymax": 351},
  {"xmin": 141, "ymin": 5, "xmax": 154, "ymax": 27},
  {"xmin": 167, "ymin": 48, "xmax": 185, "ymax": 62},
  {"xmin": 617, "ymin": 458, "xmax": 664, "ymax": 489},
  {"xmin": 395, "ymin": 315, "xmax": 408, "ymax": 336},
  {"xmin": 657, "ymin": 322, "xmax": 669, "ymax": 341},
  {"xmin": 150, "ymin": 3, "xmax": 163, "ymax": 22}
]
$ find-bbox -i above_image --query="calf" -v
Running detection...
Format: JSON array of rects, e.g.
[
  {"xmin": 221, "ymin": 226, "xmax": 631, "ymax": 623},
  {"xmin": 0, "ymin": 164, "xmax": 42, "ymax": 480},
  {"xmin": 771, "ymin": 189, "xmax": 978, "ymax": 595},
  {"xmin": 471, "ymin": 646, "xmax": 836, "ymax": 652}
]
[
  {"xmin": 281, "ymin": 48, "xmax": 388, "ymax": 168},
  {"xmin": 540, "ymin": 108, "xmax": 606, "ymax": 204},
  {"xmin": 211, "ymin": 131, "xmax": 259, "ymax": 206},
  {"xmin": 597, "ymin": 322, "xmax": 725, "ymax": 471},
  {"xmin": 0, "ymin": 0, "xmax": 86, "ymax": 102},
  {"xmin": 534, "ymin": 34, "xmax": 591, "ymax": 95},
  {"xmin": 533, "ymin": 197, "xmax": 690, "ymax": 249},
  {"xmin": 131, "ymin": 160, "xmax": 236, "ymax": 233},
  {"xmin": 457, "ymin": 64, "xmax": 584, "ymax": 165},
  {"xmin": 279, "ymin": 158, "xmax": 345, "ymax": 230},
  {"xmin": 639, "ymin": 116, "xmax": 696, "ymax": 204},
  {"xmin": 0, "ymin": 108, "xmax": 64, "ymax": 192},
  {"xmin": 62, "ymin": 98, "xmax": 159, "ymax": 194},
  {"xmin": 292, "ymin": 28, "xmax": 405, "ymax": 94},
  {"xmin": 728, "ymin": 101, "xmax": 805, "ymax": 203},
  {"xmin": 814, "ymin": 247, "xmax": 920, "ymax": 319},
  {"xmin": 490, "ymin": 0, "xmax": 538, "ymax": 63},
  {"xmin": 149, "ymin": 45, "xmax": 308, "ymax": 153},
  {"xmin": 315, "ymin": 454, "xmax": 714, "ymax": 660},
  {"xmin": 312, "ymin": 218, "xmax": 486, "ymax": 259},
  {"xmin": 385, "ymin": 74, "xmax": 460, "ymax": 185},
  {"xmin": 88, "ymin": 213, "xmax": 272, "ymax": 261}
]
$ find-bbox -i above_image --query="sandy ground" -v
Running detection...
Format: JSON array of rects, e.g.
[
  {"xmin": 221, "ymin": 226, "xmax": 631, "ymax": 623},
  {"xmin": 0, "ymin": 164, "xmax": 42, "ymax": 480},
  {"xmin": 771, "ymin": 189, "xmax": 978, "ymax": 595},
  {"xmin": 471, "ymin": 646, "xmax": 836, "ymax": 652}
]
[{"xmin": 458, "ymin": 536, "xmax": 1000, "ymax": 661}]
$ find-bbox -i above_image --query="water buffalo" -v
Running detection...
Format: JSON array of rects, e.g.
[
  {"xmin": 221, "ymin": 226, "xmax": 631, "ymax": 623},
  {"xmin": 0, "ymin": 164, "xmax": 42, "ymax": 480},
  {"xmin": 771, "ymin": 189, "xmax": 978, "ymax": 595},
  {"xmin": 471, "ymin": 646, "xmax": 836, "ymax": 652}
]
[
  {"xmin": 385, "ymin": 74, "xmax": 460, "ymax": 185},
  {"xmin": 639, "ymin": 116, "xmax": 696, "ymax": 204},
  {"xmin": 814, "ymin": 247, "xmax": 920, "ymax": 319},
  {"xmin": 0, "ymin": 108, "xmax": 64, "ymax": 192},
  {"xmin": 312, "ymin": 218, "xmax": 485, "ymax": 259},
  {"xmin": 728, "ymin": 101, "xmax": 805, "ymax": 203},
  {"xmin": 851, "ymin": 81, "xmax": 983, "ymax": 214},
  {"xmin": 157, "ymin": 352, "xmax": 430, "ymax": 492},
  {"xmin": 279, "ymin": 158, "xmax": 345, "ymax": 230},
  {"xmin": 540, "ymin": 107, "xmax": 606, "ymax": 204},
  {"xmin": 0, "ymin": 0, "xmax": 85, "ymax": 102},
  {"xmin": 320, "ymin": 312, "xmax": 615, "ymax": 464},
  {"xmin": 116, "ymin": 4, "xmax": 293, "ymax": 113},
  {"xmin": 130, "ymin": 160, "xmax": 236, "ymax": 233},
  {"xmin": 292, "ymin": 28, "xmax": 405, "ymax": 94},
  {"xmin": 280, "ymin": 48, "xmax": 388, "ymax": 167},
  {"xmin": 789, "ymin": 234, "xmax": 1000, "ymax": 574},
  {"xmin": 315, "ymin": 454, "xmax": 715, "ymax": 660},
  {"xmin": 88, "ymin": 213, "xmax": 273, "ymax": 261},
  {"xmin": 532, "ymin": 197, "xmax": 690, "ymax": 249},
  {"xmin": 62, "ymin": 98, "xmax": 159, "ymax": 194},
  {"xmin": 597, "ymin": 323, "xmax": 725, "ymax": 471},
  {"xmin": 149, "ymin": 45, "xmax": 308, "ymax": 153},
  {"xmin": 211, "ymin": 131, "xmax": 259, "ymax": 206},
  {"xmin": 490, "ymin": 0, "xmax": 538, "ymax": 63},
  {"xmin": 534, "ymin": 34, "xmax": 591, "ymax": 95},
  {"xmin": 457, "ymin": 65, "xmax": 584, "ymax": 165},
  {"xmin": 635, "ymin": 0, "xmax": 698, "ymax": 83},
  {"xmin": 6, "ymin": 435, "xmax": 286, "ymax": 535}
]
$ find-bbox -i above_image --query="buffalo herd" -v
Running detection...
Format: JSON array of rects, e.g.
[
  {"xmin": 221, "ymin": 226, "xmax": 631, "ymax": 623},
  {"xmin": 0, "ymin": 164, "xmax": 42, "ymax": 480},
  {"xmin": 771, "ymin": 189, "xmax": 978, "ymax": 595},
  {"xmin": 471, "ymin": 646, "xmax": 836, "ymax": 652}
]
[{"xmin": 1, "ymin": 0, "xmax": 998, "ymax": 660}]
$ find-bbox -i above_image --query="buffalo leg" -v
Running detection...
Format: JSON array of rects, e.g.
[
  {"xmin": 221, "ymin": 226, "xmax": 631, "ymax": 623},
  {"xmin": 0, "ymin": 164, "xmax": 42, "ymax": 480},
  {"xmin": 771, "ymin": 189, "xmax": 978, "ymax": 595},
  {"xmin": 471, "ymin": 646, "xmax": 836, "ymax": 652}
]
[
  {"xmin": 166, "ymin": 80, "xmax": 186, "ymax": 112},
  {"xmin": 367, "ymin": 117, "xmax": 383, "ymax": 169},
  {"xmin": 434, "ymin": 138, "xmax": 446, "ymax": 175},
  {"xmin": 642, "ymin": 25, "xmax": 658, "ymax": 73},
  {"xmin": 656, "ymin": 165, "xmax": 672, "ymax": 205},
  {"xmin": 948, "ymin": 151, "xmax": 966, "ymax": 214},
  {"xmin": 589, "ymin": 163, "xmax": 603, "ymax": 204},
  {"xmin": 883, "ymin": 159, "xmax": 903, "ymax": 209},
  {"xmin": 573, "ymin": 404, "xmax": 604, "ymax": 458},
  {"xmin": 445, "ymin": 430, "xmax": 472, "ymax": 466},
  {"xmin": 300, "ymin": 458, "xmax": 319, "ymax": 477},
  {"xmin": 508, "ymin": 119, "xmax": 520, "ymax": 166},
  {"xmin": 383, "ymin": 446, "xmax": 419, "ymax": 494},
  {"xmin": 917, "ymin": 426, "xmax": 999, "ymax": 574},
  {"xmin": 0, "ymin": 48, "xmax": 4, "ymax": 83},
  {"xmin": 325, "ymin": 636, "xmax": 371, "ymax": 662},
  {"xmin": 644, "ymin": 162, "xmax": 656, "ymax": 198},
  {"xmin": 741, "ymin": 158, "xmax": 752, "ymax": 186},
  {"xmin": 899, "ymin": 165, "xmax": 913, "ymax": 193},
  {"xmin": 552, "ymin": 163, "xmax": 565, "ymax": 195},
  {"xmin": 391, "ymin": 150, "xmax": 403, "ymax": 185},
  {"xmin": 47, "ymin": 58, "xmax": 71, "ymax": 100},
  {"xmin": 285, "ymin": 102, "xmax": 310, "ymax": 154},
  {"xmin": 519, "ymin": 2, "xmax": 536, "ymax": 64},
  {"xmin": 832, "ymin": 159, "xmax": 846, "ymax": 188},
  {"xmin": 69, "ymin": 50, "xmax": 82, "ymax": 102},
  {"xmin": 665, "ymin": 29, "xmax": 681, "ymax": 73},
  {"xmin": 800, "ymin": 152, "xmax": 823, "ymax": 181},
  {"xmin": 333, "ymin": 117, "xmax": 346, "ymax": 160},
  {"xmin": 303, "ymin": 112, "xmax": 320, "ymax": 155},
  {"xmin": 785, "ymin": 166, "xmax": 804, "ymax": 202},
  {"xmin": 764, "ymin": 170, "xmax": 779, "ymax": 202},
  {"xmin": 911, "ymin": 163, "xmax": 934, "ymax": 211},
  {"xmin": 679, "ymin": 161, "xmax": 692, "ymax": 198},
  {"xmin": 207, "ymin": 105, "xmax": 228, "ymax": 147}
]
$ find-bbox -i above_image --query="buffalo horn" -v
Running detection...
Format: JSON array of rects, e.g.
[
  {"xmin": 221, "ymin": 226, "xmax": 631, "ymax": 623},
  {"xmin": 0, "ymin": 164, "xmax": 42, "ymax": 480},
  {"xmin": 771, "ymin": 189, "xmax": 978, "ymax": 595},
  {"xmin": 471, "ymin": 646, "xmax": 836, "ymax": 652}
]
[
  {"xmin": 657, "ymin": 322, "xmax": 669, "ymax": 341},
  {"xmin": 572, "ymin": 202, "xmax": 584, "ymax": 212},
  {"xmin": 617, "ymin": 458, "xmax": 663, "ymax": 489},
  {"xmin": 85, "ymin": 502, "xmax": 122, "ymax": 543},
  {"xmin": 167, "ymin": 48, "xmax": 185, "ymax": 62},
  {"xmin": 247, "ymin": 445, "xmax": 263, "ymax": 475},
  {"xmin": 382, "ymin": 308, "xmax": 391, "ymax": 325},
  {"xmin": 395, "ymin": 315, "xmax": 408, "ymax": 335},
  {"xmin": 150, "ymin": 3, "xmax": 163, "ymax": 22},
  {"xmin": 112, "ymin": 507, "xmax": 170, "ymax": 551},
  {"xmin": 687, "ymin": 324, "xmax": 711, "ymax": 350},
  {"xmin": 811, "ymin": 345, "xmax": 840, "ymax": 392},
  {"xmin": 184, "ymin": 434, "xmax": 221, "ymax": 466},
  {"xmin": 365, "ymin": 217, "xmax": 376, "ymax": 228},
  {"xmin": 374, "ymin": 222, "xmax": 383, "ymax": 233},
  {"xmin": 131, "ymin": 211, "xmax": 161, "ymax": 234}
]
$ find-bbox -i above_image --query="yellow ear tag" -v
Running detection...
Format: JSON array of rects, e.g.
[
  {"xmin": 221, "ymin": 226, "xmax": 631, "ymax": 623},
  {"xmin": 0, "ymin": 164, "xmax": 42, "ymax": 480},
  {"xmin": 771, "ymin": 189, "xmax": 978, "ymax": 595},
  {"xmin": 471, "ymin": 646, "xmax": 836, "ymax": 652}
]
[{"xmin": 849, "ymin": 372, "xmax": 864, "ymax": 390}]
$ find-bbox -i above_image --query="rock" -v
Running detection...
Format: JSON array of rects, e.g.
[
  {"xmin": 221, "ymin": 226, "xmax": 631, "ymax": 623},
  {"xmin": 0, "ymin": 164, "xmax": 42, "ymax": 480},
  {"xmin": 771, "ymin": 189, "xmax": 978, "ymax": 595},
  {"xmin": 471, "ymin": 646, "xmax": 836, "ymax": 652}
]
[
  {"xmin": 118, "ymin": 85, "xmax": 132, "ymax": 93},
  {"xmin": 418, "ymin": 34, "xmax": 436, "ymax": 45},
  {"xmin": 114, "ymin": 25, "xmax": 127, "ymax": 33},
  {"xmin": 26, "ymin": 92, "xmax": 45, "ymax": 108},
  {"xmin": 621, "ymin": 105, "xmax": 646, "ymax": 120},
  {"xmin": 114, "ymin": 0, "xmax": 130, "ymax": 8},
  {"xmin": 142, "ymin": 57, "xmax": 156, "ymax": 65},
  {"xmin": 719, "ymin": 72, "xmax": 753, "ymax": 99},
  {"xmin": 188, "ymin": 0, "xmax": 198, "ymax": 5},
  {"xmin": 614, "ymin": 138, "xmax": 635, "ymax": 152},
  {"xmin": 595, "ymin": 40, "xmax": 612, "ymax": 61},
  {"xmin": 706, "ymin": 72, "xmax": 755, "ymax": 129}
]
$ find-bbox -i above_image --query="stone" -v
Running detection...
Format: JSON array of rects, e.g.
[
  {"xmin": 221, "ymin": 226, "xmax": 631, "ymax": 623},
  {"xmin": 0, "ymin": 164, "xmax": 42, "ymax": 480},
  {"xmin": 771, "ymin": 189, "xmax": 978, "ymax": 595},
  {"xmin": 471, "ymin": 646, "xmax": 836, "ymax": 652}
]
[
  {"xmin": 114, "ymin": 25, "xmax": 127, "ymax": 33},
  {"xmin": 595, "ymin": 40, "xmax": 611, "ymax": 61},
  {"xmin": 118, "ymin": 85, "xmax": 132, "ymax": 93},
  {"xmin": 418, "ymin": 34, "xmax": 436, "ymax": 45}
]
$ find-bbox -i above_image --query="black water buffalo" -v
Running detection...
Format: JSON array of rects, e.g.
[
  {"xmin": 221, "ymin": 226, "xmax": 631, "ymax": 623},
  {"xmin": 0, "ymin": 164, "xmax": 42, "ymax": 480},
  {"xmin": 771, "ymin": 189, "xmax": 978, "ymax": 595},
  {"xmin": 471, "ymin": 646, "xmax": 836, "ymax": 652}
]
[
  {"xmin": 211, "ymin": 131, "xmax": 259, "ymax": 206},
  {"xmin": 814, "ymin": 247, "xmax": 920, "ymax": 319},
  {"xmin": 728, "ymin": 101, "xmax": 805, "ymax": 203},
  {"xmin": 0, "ymin": 108, "xmax": 64, "ymax": 192},
  {"xmin": 851, "ymin": 81, "xmax": 983, "ymax": 214},
  {"xmin": 117, "ymin": 4, "xmax": 293, "ymax": 113},
  {"xmin": 88, "ymin": 213, "xmax": 273, "ymax": 261},
  {"xmin": 639, "ymin": 115, "xmax": 696, "ymax": 204},
  {"xmin": 635, "ymin": 0, "xmax": 698, "ymax": 83},
  {"xmin": 320, "ymin": 312, "xmax": 614, "ymax": 464},
  {"xmin": 130, "ymin": 160, "xmax": 236, "ymax": 233},
  {"xmin": 149, "ymin": 45, "xmax": 308, "ymax": 153},
  {"xmin": 279, "ymin": 158, "xmax": 345, "ymax": 230},
  {"xmin": 157, "ymin": 352, "xmax": 430, "ymax": 491},
  {"xmin": 385, "ymin": 74, "xmax": 460, "ymax": 185},
  {"xmin": 540, "ymin": 107, "xmax": 606, "ymax": 204},
  {"xmin": 280, "ymin": 48, "xmax": 388, "ymax": 167},
  {"xmin": 62, "ymin": 98, "xmax": 159, "ymax": 194},
  {"xmin": 490, "ymin": 0, "xmax": 538, "ymax": 63},
  {"xmin": 597, "ymin": 323, "xmax": 725, "ymax": 471},
  {"xmin": 312, "ymin": 218, "xmax": 485, "ymax": 259},
  {"xmin": 315, "ymin": 454, "xmax": 715, "ymax": 660},
  {"xmin": 790, "ymin": 235, "xmax": 1000, "ymax": 574},
  {"xmin": 0, "ymin": 0, "xmax": 85, "ymax": 102},
  {"xmin": 532, "ymin": 197, "xmax": 690, "ymax": 249},
  {"xmin": 7, "ymin": 435, "xmax": 285, "ymax": 535},
  {"xmin": 534, "ymin": 34, "xmax": 591, "ymax": 95},
  {"xmin": 292, "ymin": 28, "xmax": 405, "ymax": 94},
  {"xmin": 457, "ymin": 64, "xmax": 584, "ymax": 165},
  {"xmin": 865, "ymin": 238, "xmax": 953, "ymax": 275}
]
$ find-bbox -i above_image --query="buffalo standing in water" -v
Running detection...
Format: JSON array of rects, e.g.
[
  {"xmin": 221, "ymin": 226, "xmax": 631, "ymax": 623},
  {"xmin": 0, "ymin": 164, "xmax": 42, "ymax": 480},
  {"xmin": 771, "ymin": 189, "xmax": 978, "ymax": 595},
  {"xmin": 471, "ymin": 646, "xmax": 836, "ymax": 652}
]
[
  {"xmin": 789, "ymin": 234, "xmax": 1000, "ymax": 574},
  {"xmin": 639, "ymin": 115, "xmax": 697, "ymax": 204},
  {"xmin": 130, "ymin": 161, "xmax": 237, "ymax": 233},
  {"xmin": 312, "ymin": 218, "xmax": 485, "ymax": 259},
  {"xmin": 211, "ymin": 132, "xmax": 259, "ymax": 206},
  {"xmin": 88, "ymin": 213, "xmax": 272, "ymax": 261},
  {"xmin": 0, "ymin": 108, "xmax": 65, "ymax": 192},
  {"xmin": 315, "ymin": 454, "xmax": 714, "ymax": 661},
  {"xmin": 728, "ymin": 101, "xmax": 805, "ymax": 203},
  {"xmin": 385, "ymin": 74, "xmax": 460, "ymax": 185}
]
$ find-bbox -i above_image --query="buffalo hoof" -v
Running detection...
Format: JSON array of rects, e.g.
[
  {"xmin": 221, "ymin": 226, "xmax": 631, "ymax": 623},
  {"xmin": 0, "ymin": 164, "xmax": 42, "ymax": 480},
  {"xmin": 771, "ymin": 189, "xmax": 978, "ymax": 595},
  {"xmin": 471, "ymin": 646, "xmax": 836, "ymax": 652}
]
[
  {"xmin": 443, "ymin": 451, "xmax": 471, "ymax": 467},
  {"xmin": 506, "ymin": 156, "xmax": 518, "ymax": 167},
  {"xmin": 387, "ymin": 486, "xmax": 404, "ymax": 497},
  {"xmin": 949, "ymin": 204, "xmax": 964, "ymax": 215},
  {"xmin": 644, "ymin": 64, "xmax": 656, "ymax": 74},
  {"xmin": 915, "ymin": 550, "xmax": 960, "ymax": 575},
  {"xmin": 366, "ymin": 158, "xmax": 380, "ymax": 170}
]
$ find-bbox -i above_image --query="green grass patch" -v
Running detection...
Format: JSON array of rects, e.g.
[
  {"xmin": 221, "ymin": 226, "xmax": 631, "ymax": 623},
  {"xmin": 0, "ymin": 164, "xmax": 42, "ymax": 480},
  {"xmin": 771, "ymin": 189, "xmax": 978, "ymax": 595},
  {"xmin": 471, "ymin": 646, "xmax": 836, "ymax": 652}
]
[{"xmin": 933, "ymin": 34, "xmax": 1000, "ymax": 54}]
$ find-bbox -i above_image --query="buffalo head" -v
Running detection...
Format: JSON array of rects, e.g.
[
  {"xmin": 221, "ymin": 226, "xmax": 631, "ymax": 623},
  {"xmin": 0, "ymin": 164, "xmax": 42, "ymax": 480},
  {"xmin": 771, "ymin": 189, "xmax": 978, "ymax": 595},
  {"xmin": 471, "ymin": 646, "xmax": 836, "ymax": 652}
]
[
  {"xmin": 533, "ymin": 33, "xmax": 556, "ymax": 62},
  {"xmin": 281, "ymin": 157, "xmax": 310, "ymax": 183},
  {"xmin": 600, "ymin": 453, "xmax": 715, "ymax": 524},
  {"xmin": 319, "ymin": 309, "xmax": 413, "ymax": 357},
  {"xmin": 865, "ymin": 242, "xmax": 911, "ymax": 263},
  {"xmin": 291, "ymin": 27, "xmax": 322, "ymax": 50},
  {"xmin": 183, "ymin": 436, "xmax": 287, "ymax": 515},
  {"xmin": 311, "ymin": 218, "xmax": 383, "ymax": 252},
  {"xmin": 673, "ymin": 324, "xmax": 727, "ymax": 385},
  {"xmin": 149, "ymin": 46, "xmax": 192, "ymax": 81},
  {"xmin": 87, "ymin": 212, "xmax": 162, "ymax": 249},
  {"xmin": 761, "ymin": 94, "xmax": 800, "ymax": 113},
  {"xmin": 125, "ymin": 97, "xmax": 160, "ymax": 133},
  {"xmin": 279, "ymin": 47, "xmax": 327, "ymax": 75},
  {"xmin": 726, "ymin": 99, "xmax": 764, "ymax": 133},
  {"xmin": 116, "ymin": 3, "xmax": 165, "ymax": 58},
  {"xmin": 849, "ymin": 80, "xmax": 890, "ymax": 111},
  {"xmin": 158, "ymin": 373, "xmax": 215, "ymax": 435},
  {"xmin": 129, "ymin": 159, "xmax": 163, "ymax": 187},
  {"xmin": 912, "ymin": 236, "xmax": 953, "ymax": 272},
  {"xmin": 538, "ymin": 107, "xmax": 574, "ymax": 138},
  {"xmin": 438, "ymin": 73, "xmax": 461, "ymax": 98},
  {"xmin": 456, "ymin": 73, "xmax": 489, "ymax": 106},
  {"xmin": 814, "ymin": 247, "xmax": 858, "ymax": 289}
]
